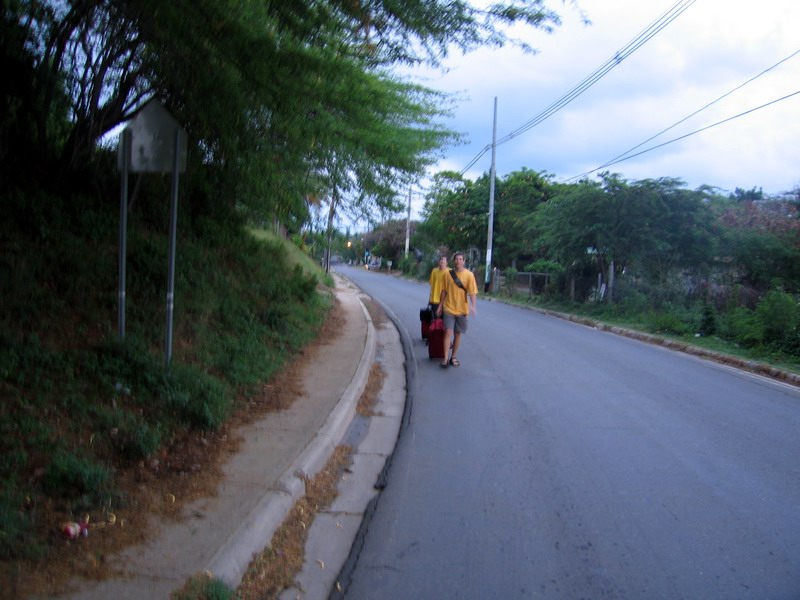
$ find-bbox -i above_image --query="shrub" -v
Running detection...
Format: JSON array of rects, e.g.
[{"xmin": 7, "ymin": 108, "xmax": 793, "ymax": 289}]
[
  {"xmin": 41, "ymin": 451, "xmax": 111, "ymax": 506},
  {"xmin": 757, "ymin": 290, "xmax": 800, "ymax": 352},
  {"xmin": 613, "ymin": 280, "xmax": 650, "ymax": 315},
  {"xmin": 173, "ymin": 574, "xmax": 233, "ymax": 600},
  {"xmin": 114, "ymin": 414, "xmax": 162, "ymax": 460},
  {"xmin": 720, "ymin": 306, "xmax": 763, "ymax": 347},
  {"xmin": 164, "ymin": 364, "xmax": 231, "ymax": 431},
  {"xmin": 644, "ymin": 310, "xmax": 691, "ymax": 336},
  {"xmin": 523, "ymin": 259, "xmax": 564, "ymax": 275},
  {"xmin": 699, "ymin": 301, "xmax": 717, "ymax": 336}
]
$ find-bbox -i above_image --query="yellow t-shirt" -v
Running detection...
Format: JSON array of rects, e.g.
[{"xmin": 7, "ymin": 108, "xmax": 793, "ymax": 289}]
[
  {"xmin": 429, "ymin": 267, "xmax": 448, "ymax": 304},
  {"xmin": 442, "ymin": 268, "xmax": 478, "ymax": 315}
]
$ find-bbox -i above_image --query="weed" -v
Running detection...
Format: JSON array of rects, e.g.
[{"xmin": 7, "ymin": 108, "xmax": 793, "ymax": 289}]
[{"xmin": 172, "ymin": 574, "xmax": 233, "ymax": 600}]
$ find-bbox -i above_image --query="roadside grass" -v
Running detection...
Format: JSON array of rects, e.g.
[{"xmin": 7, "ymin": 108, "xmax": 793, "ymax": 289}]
[
  {"xmin": 0, "ymin": 184, "xmax": 331, "ymax": 588},
  {"xmin": 249, "ymin": 228, "xmax": 334, "ymax": 289}
]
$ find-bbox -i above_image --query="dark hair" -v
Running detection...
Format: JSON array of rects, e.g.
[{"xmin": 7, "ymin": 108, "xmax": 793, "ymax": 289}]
[{"xmin": 453, "ymin": 251, "xmax": 465, "ymax": 260}]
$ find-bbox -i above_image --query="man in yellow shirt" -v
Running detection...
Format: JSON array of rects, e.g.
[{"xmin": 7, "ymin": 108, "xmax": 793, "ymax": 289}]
[{"xmin": 436, "ymin": 251, "xmax": 478, "ymax": 368}]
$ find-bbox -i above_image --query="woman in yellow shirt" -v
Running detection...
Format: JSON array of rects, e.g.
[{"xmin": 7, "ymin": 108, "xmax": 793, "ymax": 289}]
[{"xmin": 428, "ymin": 255, "xmax": 448, "ymax": 314}]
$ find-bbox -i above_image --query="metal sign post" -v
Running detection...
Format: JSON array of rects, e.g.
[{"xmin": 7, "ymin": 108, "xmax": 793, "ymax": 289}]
[
  {"xmin": 117, "ymin": 100, "xmax": 187, "ymax": 366},
  {"xmin": 164, "ymin": 129, "xmax": 181, "ymax": 366},
  {"xmin": 118, "ymin": 129, "xmax": 131, "ymax": 340}
]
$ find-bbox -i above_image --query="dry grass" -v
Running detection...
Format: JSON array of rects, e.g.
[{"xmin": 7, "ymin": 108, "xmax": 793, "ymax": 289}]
[
  {"xmin": 357, "ymin": 362, "xmax": 387, "ymax": 417},
  {"xmin": 363, "ymin": 297, "xmax": 389, "ymax": 330},
  {"xmin": 234, "ymin": 444, "xmax": 353, "ymax": 599},
  {"xmin": 233, "ymin": 329, "xmax": 388, "ymax": 599}
]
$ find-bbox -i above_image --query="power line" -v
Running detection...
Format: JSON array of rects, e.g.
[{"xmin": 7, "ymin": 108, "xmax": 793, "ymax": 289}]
[
  {"xmin": 459, "ymin": 143, "xmax": 492, "ymax": 175},
  {"xmin": 567, "ymin": 49, "xmax": 800, "ymax": 180},
  {"xmin": 498, "ymin": 0, "xmax": 698, "ymax": 144},
  {"xmin": 563, "ymin": 89, "xmax": 800, "ymax": 181},
  {"xmin": 457, "ymin": 0, "xmax": 698, "ymax": 175}
]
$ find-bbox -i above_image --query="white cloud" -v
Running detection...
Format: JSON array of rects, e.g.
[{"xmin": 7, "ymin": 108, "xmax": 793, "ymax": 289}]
[{"xmin": 402, "ymin": 0, "xmax": 800, "ymax": 218}]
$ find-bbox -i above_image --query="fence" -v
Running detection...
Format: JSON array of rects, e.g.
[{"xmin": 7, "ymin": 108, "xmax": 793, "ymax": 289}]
[{"xmin": 496, "ymin": 271, "xmax": 551, "ymax": 298}]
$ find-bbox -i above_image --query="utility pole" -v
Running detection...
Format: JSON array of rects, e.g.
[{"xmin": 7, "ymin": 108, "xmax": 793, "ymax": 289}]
[
  {"xmin": 485, "ymin": 97, "xmax": 498, "ymax": 293},
  {"xmin": 405, "ymin": 185, "xmax": 412, "ymax": 257}
]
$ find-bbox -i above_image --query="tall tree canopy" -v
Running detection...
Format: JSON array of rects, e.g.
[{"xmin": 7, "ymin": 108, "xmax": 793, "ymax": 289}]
[
  {"xmin": 2, "ymin": 0, "xmax": 562, "ymax": 224},
  {"xmin": 530, "ymin": 174, "xmax": 716, "ymax": 294}
]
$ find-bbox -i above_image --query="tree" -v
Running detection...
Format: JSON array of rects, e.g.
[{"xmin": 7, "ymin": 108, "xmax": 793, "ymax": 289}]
[
  {"xmin": 3, "ymin": 0, "xmax": 564, "ymax": 224},
  {"xmin": 366, "ymin": 218, "xmax": 416, "ymax": 266},
  {"xmin": 493, "ymin": 168, "xmax": 555, "ymax": 268},
  {"xmin": 417, "ymin": 170, "xmax": 489, "ymax": 256},
  {"xmin": 712, "ymin": 196, "xmax": 800, "ymax": 294},
  {"xmin": 632, "ymin": 177, "xmax": 716, "ymax": 287},
  {"xmin": 530, "ymin": 174, "xmax": 714, "ymax": 302}
]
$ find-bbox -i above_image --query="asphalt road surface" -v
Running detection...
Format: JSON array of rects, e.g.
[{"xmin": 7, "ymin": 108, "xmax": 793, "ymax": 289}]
[{"xmin": 336, "ymin": 265, "xmax": 800, "ymax": 600}]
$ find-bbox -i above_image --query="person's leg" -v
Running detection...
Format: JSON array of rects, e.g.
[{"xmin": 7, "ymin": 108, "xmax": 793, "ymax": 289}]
[
  {"xmin": 449, "ymin": 316, "xmax": 467, "ymax": 366},
  {"xmin": 441, "ymin": 328, "xmax": 452, "ymax": 367},
  {"xmin": 450, "ymin": 332, "xmax": 461, "ymax": 364}
]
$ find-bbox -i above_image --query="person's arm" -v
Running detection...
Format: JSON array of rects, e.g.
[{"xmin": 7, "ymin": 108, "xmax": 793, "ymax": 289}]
[
  {"xmin": 469, "ymin": 293, "xmax": 477, "ymax": 316},
  {"xmin": 438, "ymin": 289, "xmax": 446, "ymax": 315}
]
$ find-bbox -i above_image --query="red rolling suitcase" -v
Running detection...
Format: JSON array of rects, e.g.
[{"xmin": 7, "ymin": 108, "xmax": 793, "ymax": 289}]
[{"xmin": 427, "ymin": 318, "xmax": 446, "ymax": 359}]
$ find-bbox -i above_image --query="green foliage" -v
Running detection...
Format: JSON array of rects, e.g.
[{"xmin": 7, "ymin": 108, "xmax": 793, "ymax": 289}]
[
  {"xmin": 41, "ymin": 451, "xmax": 112, "ymax": 506},
  {"xmin": 699, "ymin": 302, "xmax": 718, "ymax": 337},
  {"xmin": 719, "ymin": 307, "xmax": 764, "ymax": 348},
  {"xmin": 716, "ymin": 291, "xmax": 800, "ymax": 352},
  {"xmin": 3, "ymin": 0, "xmax": 561, "ymax": 223},
  {"xmin": 524, "ymin": 259, "xmax": 564, "ymax": 275},
  {"xmin": 0, "ymin": 181, "xmax": 331, "ymax": 560},
  {"xmin": 643, "ymin": 310, "xmax": 693, "ymax": 336},
  {"xmin": 365, "ymin": 219, "xmax": 415, "ymax": 266},
  {"xmin": 757, "ymin": 290, "xmax": 800, "ymax": 352},
  {"xmin": 173, "ymin": 575, "xmax": 233, "ymax": 600},
  {"xmin": 397, "ymin": 254, "xmax": 417, "ymax": 275},
  {"xmin": 495, "ymin": 169, "xmax": 554, "ymax": 266},
  {"xmin": 418, "ymin": 171, "xmax": 490, "ymax": 254},
  {"xmin": 720, "ymin": 227, "xmax": 800, "ymax": 293}
]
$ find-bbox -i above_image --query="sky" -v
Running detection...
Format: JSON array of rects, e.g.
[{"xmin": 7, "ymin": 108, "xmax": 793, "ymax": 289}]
[{"xmin": 398, "ymin": 0, "xmax": 800, "ymax": 219}]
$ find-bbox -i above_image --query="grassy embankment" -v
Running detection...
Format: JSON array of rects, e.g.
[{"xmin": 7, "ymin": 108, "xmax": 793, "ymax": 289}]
[{"xmin": 0, "ymin": 186, "xmax": 332, "ymax": 572}]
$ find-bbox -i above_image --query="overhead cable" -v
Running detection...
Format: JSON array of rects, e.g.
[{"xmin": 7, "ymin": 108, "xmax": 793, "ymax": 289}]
[
  {"xmin": 459, "ymin": 143, "xmax": 492, "ymax": 175},
  {"xmin": 567, "ymin": 48, "xmax": 800, "ymax": 180},
  {"xmin": 563, "ymin": 89, "xmax": 800, "ymax": 182},
  {"xmin": 496, "ymin": 0, "xmax": 698, "ymax": 145},
  {"xmin": 457, "ymin": 0, "xmax": 697, "ymax": 175}
]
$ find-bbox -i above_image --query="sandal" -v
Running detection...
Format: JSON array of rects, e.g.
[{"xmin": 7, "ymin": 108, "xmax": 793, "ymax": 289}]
[
  {"xmin": 449, "ymin": 357, "xmax": 460, "ymax": 367},
  {"xmin": 439, "ymin": 360, "xmax": 449, "ymax": 369}
]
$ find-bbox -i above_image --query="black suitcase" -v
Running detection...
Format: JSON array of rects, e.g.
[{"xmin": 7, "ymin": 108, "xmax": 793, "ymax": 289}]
[{"xmin": 420, "ymin": 306, "xmax": 434, "ymax": 340}]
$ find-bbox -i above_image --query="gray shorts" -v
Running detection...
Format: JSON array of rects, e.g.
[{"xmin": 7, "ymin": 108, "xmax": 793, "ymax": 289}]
[{"xmin": 443, "ymin": 313, "xmax": 468, "ymax": 334}]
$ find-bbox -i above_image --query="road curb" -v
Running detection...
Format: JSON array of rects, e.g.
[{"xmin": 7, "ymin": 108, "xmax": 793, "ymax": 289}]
[{"xmin": 206, "ymin": 283, "xmax": 376, "ymax": 588}]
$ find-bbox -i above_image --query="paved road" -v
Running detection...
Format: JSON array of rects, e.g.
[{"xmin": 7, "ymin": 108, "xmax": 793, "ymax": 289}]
[{"xmin": 335, "ymin": 265, "xmax": 800, "ymax": 600}]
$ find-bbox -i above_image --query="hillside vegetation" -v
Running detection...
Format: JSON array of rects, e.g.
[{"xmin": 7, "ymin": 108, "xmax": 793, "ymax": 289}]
[{"xmin": 0, "ymin": 169, "xmax": 331, "ymax": 574}]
